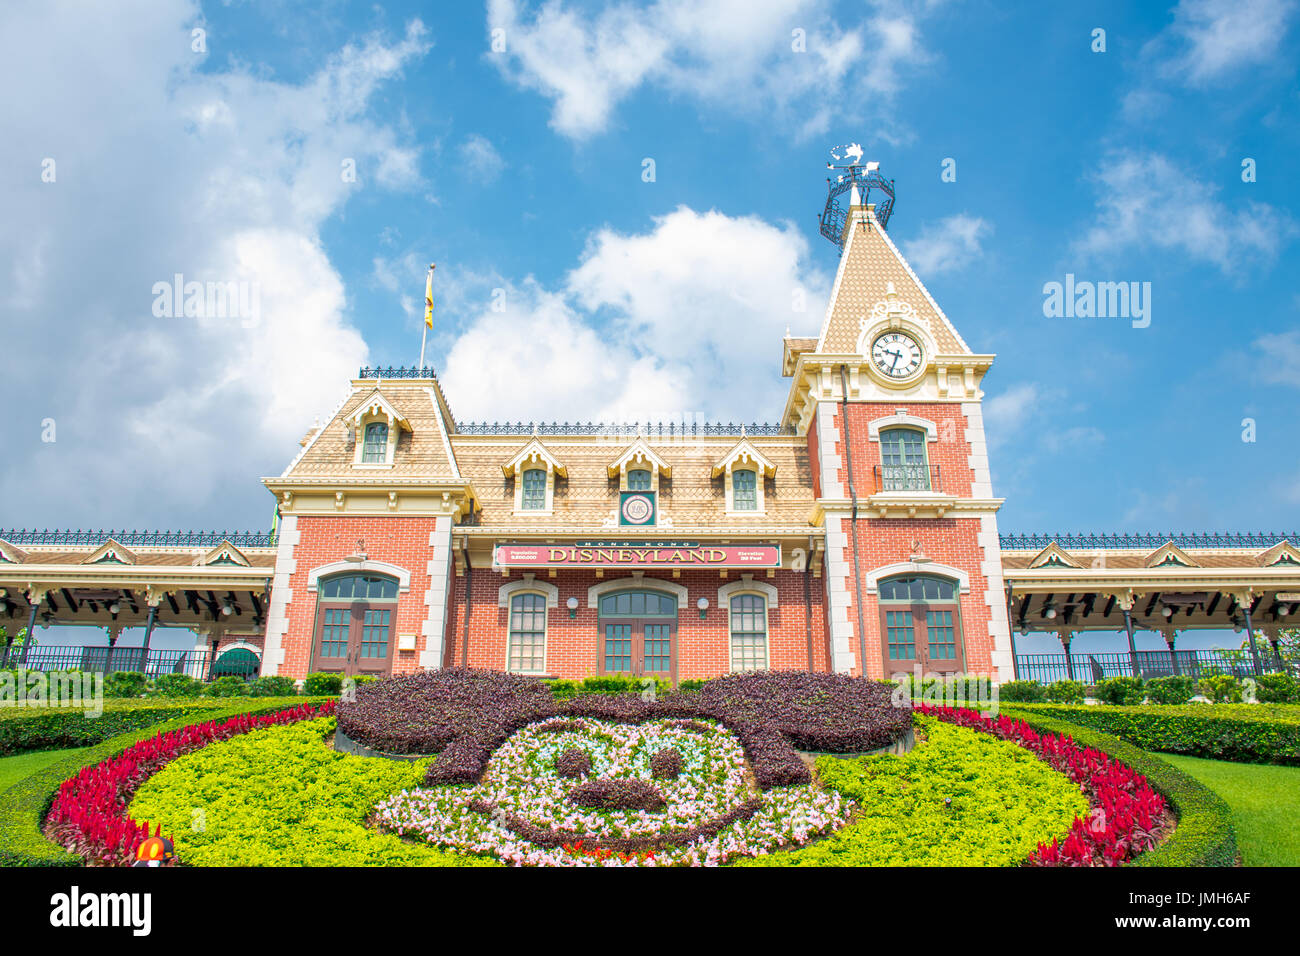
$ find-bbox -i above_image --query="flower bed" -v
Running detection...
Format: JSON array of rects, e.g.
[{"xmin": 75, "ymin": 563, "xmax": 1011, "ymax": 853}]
[
  {"xmin": 128, "ymin": 718, "xmax": 487, "ymax": 867},
  {"xmin": 45, "ymin": 701, "xmax": 336, "ymax": 865},
  {"xmin": 374, "ymin": 717, "xmax": 852, "ymax": 866},
  {"xmin": 740, "ymin": 716, "xmax": 1089, "ymax": 867},
  {"xmin": 918, "ymin": 704, "xmax": 1171, "ymax": 866},
  {"xmin": 338, "ymin": 668, "xmax": 910, "ymax": 789}
]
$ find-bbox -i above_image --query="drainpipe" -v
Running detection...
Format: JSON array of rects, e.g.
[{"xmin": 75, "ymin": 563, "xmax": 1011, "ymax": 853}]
[
  {"xmin": 1242, "ymin": 598, "xmax": 1262, "ymax": 677},
  {"xmin": 803, "ymin": 533, "xmax": 814, "ymax": 672},
  {"xmin": 22, "ymin": 596, "xmax": 39, "ymax": 667},
  {"xmin": 1006, "ymin": 583, "xmax": 1020, "ymax": 680},
  {"xmin": 460, "ymin": 542, "xmax": 473, "ymax": 667},
  {"xmin": 839, "ymin": 365, "xmax": 869, "ymax": 678}
]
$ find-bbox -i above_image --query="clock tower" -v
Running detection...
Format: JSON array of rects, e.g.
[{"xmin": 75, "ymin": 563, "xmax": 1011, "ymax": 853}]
[{"xmin": 781, "ymin": 155, "xmax": 1013, "ymax": 682}]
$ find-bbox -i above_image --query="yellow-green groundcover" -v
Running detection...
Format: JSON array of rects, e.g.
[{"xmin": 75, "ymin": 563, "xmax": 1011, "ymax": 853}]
[{"xmin": 130, "ymin": 715, "xmax": 1086, "ymax": 867}]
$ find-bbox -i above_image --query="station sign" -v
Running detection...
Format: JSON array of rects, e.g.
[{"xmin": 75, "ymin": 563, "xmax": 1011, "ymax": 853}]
[{"xmin": 494, "ymin": 543, "xmax": 781, "ymax": 570}]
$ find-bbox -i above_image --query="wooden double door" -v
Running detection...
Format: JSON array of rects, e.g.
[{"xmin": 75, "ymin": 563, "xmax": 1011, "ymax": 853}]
[
  {"xmin": 313, "ymin": 602, "xmax": 395, "ymax": 677},
  {"xmin": 601, "ymin": 619, "xmax": 675, "ymax": 680},
  {"xmin": 881, "ymin": 604, "xmax": 964, "ymax": 675}
]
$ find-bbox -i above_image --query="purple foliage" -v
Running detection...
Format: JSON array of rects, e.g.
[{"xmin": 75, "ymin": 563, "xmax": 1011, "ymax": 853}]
[
  {"xmin": 649, "ymin": 747, "xmax": 683, "ymax": 780},
  {"xmin": 337, "ymin": 668, "xmax": 910, "ymax": 790},
  {"xmin": 555, "ymin": 747, "xmax": 593, "ymax": 779},
  {"xmin": 567, "ymin": 778, "xmax": 667, "ymax": 812}
]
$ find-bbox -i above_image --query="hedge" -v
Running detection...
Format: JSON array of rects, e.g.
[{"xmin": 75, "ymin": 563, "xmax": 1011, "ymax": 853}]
[
  {"xmin": 999, "ymin": 707, "xmax": 1238, "ymax": 867},
  {"xmin": 1001, "ymin": 703, "xmax": 1300, "ymax": 765},
  {"xmin": 0, "ymin": 697, "xmax": 324, "ymax": 867},
  {"xmin": 0, "ymin": 699, "xmax": 223, "ymax": 756}
]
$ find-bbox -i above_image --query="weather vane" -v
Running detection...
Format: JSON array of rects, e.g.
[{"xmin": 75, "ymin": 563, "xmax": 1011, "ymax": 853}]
[{"xmin": 818, "ymin": 145, "xmax": 895, "ymax": 251}]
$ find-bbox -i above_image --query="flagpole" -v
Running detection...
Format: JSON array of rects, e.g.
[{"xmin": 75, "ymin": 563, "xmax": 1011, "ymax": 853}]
[{"xmin": 419, "ymin": 262, "xmax": 435, "ymax": 371}]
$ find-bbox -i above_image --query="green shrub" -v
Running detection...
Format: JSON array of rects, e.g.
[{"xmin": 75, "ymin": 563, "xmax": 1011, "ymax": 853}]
[
  {"xmin": 1000, "ymin": 707, "xmax": 1237, "ymax": 866},
  {"xmin": 149, "ymin": 674, "xmax": 203, "ymax": 698},
  {"xmin": 303, "ymin": 673, "xmax": 344, "ymax": 696},
  {"xmin": 1254, "ymin": 672, "xmax": 1300, "ymax": 704},
  {"xmin": 1197, "ymin": 675, "xmax": 1242, "ymax": 703},
  {"xmin": 102, "ymin": 671, "xmax": 149, "ymax": 698},
  {"xmin": 897, "ymin": 673, "xmax": 993, "ymax": 703},
  {"xmin": 0, "ymin": 699, "xmax": 218, "ymax": 755},
  {"xmin": 1000, "ymin": 703, "xmax": 1300, "ymax": 765},
  {"xmin": 128, "ymin": 718, "xmax": 491, "ymax": 867},
  {"xmin": 1096, "ymin": 676, "xmax": 1144, "ymax": 705},
  {"xmin": 1044, "ymin": 680, "xmax": 1085, "ymax": 704},
  {"xmin": 996, "ymin": 680, "xmax": 1047, "ymax": 703},
  {"xmin": 0, "ymin": 696, "xmax": 319, "ymax": 866},
  {"xmin": 247, "ymin": 676, "xmax": 297, "ymax": 698},
  {"xmin": 543, "ymin": 674, "xmax": 673, "ymax": 700},
  {"xmin": 201, "ymin": 675, "xmax": 250, "ymax": 698},
  {"xmin": 1145, "ymin": 675, "xmax": 1195, "ymax": 705},
  {"xmin": 742, "ymin": 716, "xmax": 1087, "ymax": 867}
]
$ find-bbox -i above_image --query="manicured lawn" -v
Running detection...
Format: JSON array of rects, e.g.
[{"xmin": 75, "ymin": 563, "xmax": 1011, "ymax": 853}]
[
  {"xmin": 0, "ymin": 746, "xmax": 90, "ymax": 795},
  {"xmin": 1162, "ymin": 754, "xmax": 1300, "ymax": 867}
]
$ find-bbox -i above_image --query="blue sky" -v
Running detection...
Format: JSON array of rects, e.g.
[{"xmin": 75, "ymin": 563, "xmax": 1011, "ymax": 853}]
[{"xmin": 2, "ymin": 0, "xmax": 1298, "ymax": 653}]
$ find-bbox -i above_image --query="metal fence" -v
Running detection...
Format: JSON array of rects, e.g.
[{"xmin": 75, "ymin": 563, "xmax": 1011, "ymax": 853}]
[
  {"xmin": 0, "ymin": 528, "xmax": 277, "ymax": 548},
  {"xmin": 1014, "ymin": 649, "xmax": 1298, "ymax": 685},
  {"xmin": 1000, "ymin": 531, "xmax": 1299, "ymax": 551},
  {"xmin": 0, "ymin": 647, "xmax": 259, "ymax": 680}
]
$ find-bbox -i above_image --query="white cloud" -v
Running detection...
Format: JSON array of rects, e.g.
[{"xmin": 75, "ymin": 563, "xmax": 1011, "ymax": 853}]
[
  {"xmin": 1148, "ymin": 0, "xmax": 1297, "ymax": 86},
  {"xmin": 458, "ymin": 134, "xmax": 506, "ymax": 184},
  {"xmin": 485, "ymin": 0, "xmax": 939, "ymax": 140},
  {"xmin": 1254, "ymin": 329, "xmax": 1300, "ymax": 386},
  {"xmin": 1073, "ymin": 152, "xmax": 1296, "ymax": 273},
  {"xmin": 439, "ymin": 206, "xmax": 830, "ymax": 423},
  {"xmin": 900, "ymin": 214, "xmax": 989, "ymax": 275},
  {"xmin": 0, "ymin": 3, "xmax": 430, "ymax": 527}
]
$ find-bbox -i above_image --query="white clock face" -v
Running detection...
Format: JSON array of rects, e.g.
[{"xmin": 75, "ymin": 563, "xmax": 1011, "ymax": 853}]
[{"xmin": 871, "ymin": 332, "xmax": 923, "ymax": 379}]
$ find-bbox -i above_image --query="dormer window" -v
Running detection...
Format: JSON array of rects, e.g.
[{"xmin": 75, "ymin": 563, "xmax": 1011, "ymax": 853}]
[
  {"xmin": 521, "ymin": 468, "xmax": 548, "ymax": 510},
  {"xmin": 732, "ymin": 469, "xmax": 758, "ymax": 511},
  {"xmin": 361, "ymin": 422, "xmax": 389, "ymax": 463},
  {"xmin": 713, "ymin": 438, "xmax": 775, "ymax": 517},
  {"xmin": 503, "ymin": 439, "xmax": 565, "ymax": 516},
  {"xmin": 627, "ymin": 468, "xmax": 652, "ymax": 491},
  {"xmin": 347, "ymin": 388, "xmax": 409, "ymax": 468}
]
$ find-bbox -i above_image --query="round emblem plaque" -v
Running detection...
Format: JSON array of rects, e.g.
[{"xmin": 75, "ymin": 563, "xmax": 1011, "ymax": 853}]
[{"xmin": 621, "ymin": 493, "xmax": 654, "ymax": 525}]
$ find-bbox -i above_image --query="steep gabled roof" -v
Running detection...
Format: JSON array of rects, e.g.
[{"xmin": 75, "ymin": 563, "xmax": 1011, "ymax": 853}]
[
  {"xmin": 81, "ymin": 538, "xmax": 137, "ymax": 565},
  {"xmin": 1259, "ymin": 540, "xmax": 1300, "ymax": 567},
  {"xmin": 1027, "ymin": 541, "xmax": 1085, "ymax": 570},
  {"xmin": 347, "ymin": 387, "xmax": 412, "ymax": 432},
  {"xmin": 814, "ymin": 205, "xmax": 971, "ymax": 357},
  {"xmin": 607, "ymin": 438, "xmax": 671, "ymax": 479},
  {"xmin": 711, "ymin": 438, "xmax": 776, "ymax": 479},
  {"xmin": 0, "ymin": 539, "xmax": 29, "ymax": 564},
  {"xmin": 1144, "ymin": 541, "xmax": 1200, "ymax": 569},
  {"xmin": 197, "ymin": 540, "xmax": 251, "ymax": 567},
  {"xmin": 502, "ymin": 438, "xmax": 567, "ymax": 478}
]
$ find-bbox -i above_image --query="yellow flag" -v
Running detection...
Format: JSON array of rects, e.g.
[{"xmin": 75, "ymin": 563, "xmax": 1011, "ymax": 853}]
[{"xmin": 424, "ymin": 264, "xmax": 435, "ymax": 329}]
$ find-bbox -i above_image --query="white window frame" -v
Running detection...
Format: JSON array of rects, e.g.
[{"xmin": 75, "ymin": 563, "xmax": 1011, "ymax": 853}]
[
  {"xmin": 719, "ymin": 577, "xmax": 778, "ymax": 672},
  {"xmin": 498, "ymin": 575, "xmax": 558, "ymax": 675}
]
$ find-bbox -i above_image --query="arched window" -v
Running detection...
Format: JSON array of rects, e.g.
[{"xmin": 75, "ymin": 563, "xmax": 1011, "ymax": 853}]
[
  {"xmin": 313, "ymin": 572, "xmax": 399, "ymax": 676},
  {"xmin": 880, "ymin": 427, "xmax": 929, "ymax": 491},
  {"xmin": 597, "ymin": 589, "xmax": 677, "ymax": 677},
  {"xmin": 361, "ymin": 421, "xmax": 389, "ymax": 463},
  {"xmin": 521, "ymin": 468, "xmax": 547, "ymax": 510},
  {"xmin": 627, "ymin": 468, "xmax": 652, "ymax": 491},
  {"xmin": 877, "ymin": 574, "xmax": 962, "ymax": 673},
  {"xmin": 729, "ymin": 593, "xmax": 768, "ymax": 671},
  {"xmin": 507, "ymin": 592, "xmax": 548, "ymax": 673},
  {"xmin": 732, "ymin": 468, "xmax": 758, "ymax": 510},
  {"xmin": 212, "ymin": 647, "xmax": 260, "ymax": 679}
]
